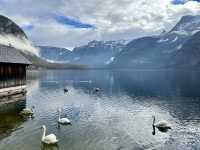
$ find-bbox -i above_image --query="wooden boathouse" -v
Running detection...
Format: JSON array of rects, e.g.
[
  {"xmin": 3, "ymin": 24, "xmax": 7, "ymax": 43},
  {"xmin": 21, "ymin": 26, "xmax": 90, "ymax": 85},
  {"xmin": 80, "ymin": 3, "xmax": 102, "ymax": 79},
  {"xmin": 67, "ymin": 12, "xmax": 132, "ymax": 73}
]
[{"xmin": 0, "ymin": 44, "xmax": 31, "ymax": 104}]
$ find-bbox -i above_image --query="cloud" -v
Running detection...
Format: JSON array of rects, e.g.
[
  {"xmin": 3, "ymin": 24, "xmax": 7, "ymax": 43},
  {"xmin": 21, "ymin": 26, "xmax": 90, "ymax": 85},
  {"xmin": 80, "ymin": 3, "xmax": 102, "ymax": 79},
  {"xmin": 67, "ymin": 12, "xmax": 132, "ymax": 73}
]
[
  {"xmin": 21, "ymin": 24, "xmax": 34, "ymax": 31},
  {"xmin": 0, "ymin": 34, "xmax": 39, "ymax": 55},
  {"xmin": 0, "ymin": 0, "xmax": 200, "ymax": 48}
]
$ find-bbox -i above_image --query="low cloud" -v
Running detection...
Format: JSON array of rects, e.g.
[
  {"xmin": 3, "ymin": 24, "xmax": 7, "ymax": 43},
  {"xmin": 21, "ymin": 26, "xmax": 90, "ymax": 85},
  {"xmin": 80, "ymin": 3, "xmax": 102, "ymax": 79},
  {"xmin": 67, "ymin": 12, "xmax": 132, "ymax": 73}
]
[{"xmin": 0, "ymin": 34, "xmax": 39, "ymax": 55}]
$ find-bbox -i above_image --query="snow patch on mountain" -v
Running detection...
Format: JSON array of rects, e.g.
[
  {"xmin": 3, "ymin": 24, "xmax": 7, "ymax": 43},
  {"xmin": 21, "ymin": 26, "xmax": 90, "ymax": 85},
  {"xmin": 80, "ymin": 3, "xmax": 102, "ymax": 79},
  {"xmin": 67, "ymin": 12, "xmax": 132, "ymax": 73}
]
[
  {"xmin": 105, "ymin": 57, "xmax": 115, "ymax": 64},
  {"xmin": 191, "ymin": 30, "xmax": 200, "ymax": 35},
  {"xmin": 171, "ymin": 36, "xmax": 178, "ymax": 42},
  {"xmin": 177, "ymin": 44, "xmax": 183, "ymax": 50},
  {"xmin": 157, "ymin": 38, "xmax": 169, "ymax": 43}
]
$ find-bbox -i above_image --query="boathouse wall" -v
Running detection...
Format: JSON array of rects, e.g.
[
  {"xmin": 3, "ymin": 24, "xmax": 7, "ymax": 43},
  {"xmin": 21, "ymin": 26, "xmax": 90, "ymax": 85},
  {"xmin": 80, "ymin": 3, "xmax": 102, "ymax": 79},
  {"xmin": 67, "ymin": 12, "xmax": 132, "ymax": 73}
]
[{"xmin": 0, "ymin": 63, "xmax": 26, "ymax": 89}]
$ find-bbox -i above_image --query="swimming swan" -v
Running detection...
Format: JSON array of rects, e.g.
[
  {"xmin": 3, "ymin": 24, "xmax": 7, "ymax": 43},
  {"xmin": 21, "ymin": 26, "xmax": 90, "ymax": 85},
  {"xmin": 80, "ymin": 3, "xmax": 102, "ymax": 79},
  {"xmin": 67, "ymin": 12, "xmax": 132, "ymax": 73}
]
[
  {"xmin": 58, "ymin": 109, "xmax": 71, "ymax": 125},
  {"xmin": 153, "ymin": 116, "xmax": 171, "ymax": 129},
  {"xmin": 41, "ymin": 125, "xmax": 58, "ymax": 144},
  {"xmin": 152, "ymin": 116, "xmax": 172, "ymax": 135},
  {"xmin": 19, "ymin": 106, "xmax": 34, "ymax": 116}
]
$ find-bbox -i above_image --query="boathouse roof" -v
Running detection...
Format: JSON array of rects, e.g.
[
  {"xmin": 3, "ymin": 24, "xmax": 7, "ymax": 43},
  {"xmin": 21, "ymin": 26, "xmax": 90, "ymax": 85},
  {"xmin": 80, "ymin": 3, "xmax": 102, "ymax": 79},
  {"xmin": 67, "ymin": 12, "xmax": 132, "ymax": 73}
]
[{"xmin": 0, "ymin": 44, "xmax": 31, "ymax": 65}]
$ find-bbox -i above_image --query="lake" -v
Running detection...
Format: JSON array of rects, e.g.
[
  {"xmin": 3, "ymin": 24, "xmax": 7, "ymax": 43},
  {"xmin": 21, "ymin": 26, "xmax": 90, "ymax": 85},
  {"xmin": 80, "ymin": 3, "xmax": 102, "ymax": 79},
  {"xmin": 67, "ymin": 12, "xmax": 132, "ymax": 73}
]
[{"xmin": 0, "ymin": 70, "xmax": 200, "ymax": 150}]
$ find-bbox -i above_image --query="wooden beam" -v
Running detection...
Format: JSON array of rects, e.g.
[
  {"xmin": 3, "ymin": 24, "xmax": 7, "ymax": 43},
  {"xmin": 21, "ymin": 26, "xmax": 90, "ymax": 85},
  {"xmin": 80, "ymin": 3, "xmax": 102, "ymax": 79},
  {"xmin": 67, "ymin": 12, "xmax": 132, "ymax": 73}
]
[{"xmin": 0, "ymin": 85, "xmax": 26, "ymax": 98}]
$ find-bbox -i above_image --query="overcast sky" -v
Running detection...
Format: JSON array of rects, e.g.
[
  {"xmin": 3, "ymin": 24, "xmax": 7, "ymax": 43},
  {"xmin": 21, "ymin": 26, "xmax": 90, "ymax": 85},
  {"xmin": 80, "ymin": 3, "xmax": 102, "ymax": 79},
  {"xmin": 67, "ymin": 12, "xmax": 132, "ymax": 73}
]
[{"xmin": 0, "ymin": 0, "xmax": 200, "ymax": 49}]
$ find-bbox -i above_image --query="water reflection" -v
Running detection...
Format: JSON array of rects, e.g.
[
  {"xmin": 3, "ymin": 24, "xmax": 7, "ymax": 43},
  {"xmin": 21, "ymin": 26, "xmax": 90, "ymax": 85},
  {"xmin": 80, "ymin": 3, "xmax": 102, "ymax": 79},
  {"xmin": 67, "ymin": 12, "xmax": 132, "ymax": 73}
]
[
  {"xmin": 41, "ymin": 144, "xmax": 59, "ymax": 150},
  {"xmin": 0, "ymin": 70, "xmax": 200, "ymax": 150},
  {"xmin": 0, "ymin": 98, "xmax": 26, "ymax": 140},
  {"xmin": 29, "ymin": 70, "xmax": 200, "ymax": 98}
]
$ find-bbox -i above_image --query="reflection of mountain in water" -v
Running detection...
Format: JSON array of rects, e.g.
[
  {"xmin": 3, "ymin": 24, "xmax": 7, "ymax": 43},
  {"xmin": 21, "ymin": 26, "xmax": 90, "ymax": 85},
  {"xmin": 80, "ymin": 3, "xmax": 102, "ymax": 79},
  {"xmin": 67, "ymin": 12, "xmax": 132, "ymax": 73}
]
[
  {"xmin": 32, "ymin": 70, "xmax": 200, "ymax": 98},
  {"xmin": 29, "ymin": 70, "xmax": 200, "ymax": 123},
  {"xmin": 113, "ymin": 70, "xmax": 200, "ymax": 97}
]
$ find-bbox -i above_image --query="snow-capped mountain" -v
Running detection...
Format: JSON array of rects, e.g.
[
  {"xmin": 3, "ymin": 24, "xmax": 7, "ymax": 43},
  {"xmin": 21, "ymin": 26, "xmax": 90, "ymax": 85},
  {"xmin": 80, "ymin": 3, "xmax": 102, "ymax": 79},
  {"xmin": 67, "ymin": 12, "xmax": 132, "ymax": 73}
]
[
  {"xmin": 3, "ymin": 13, "xmax": 200, "ymax": 69},
  {"xmin": 170, "ymin": 15, "xmax": 200, "ymax": 35},
  {"xmin": 110, "ymin": 15, "xmax": 200, "ymax": 69},
  {"xmin": 39, "ymin": 40, "xmax": 127, "ymax": 68},
  {"xmin": 171, "ymin": 31, "xmax": 200, "ymax": 68},
  {"xmin": 68, "ymin": 40, "xmax": 127, "ymax": 68}
]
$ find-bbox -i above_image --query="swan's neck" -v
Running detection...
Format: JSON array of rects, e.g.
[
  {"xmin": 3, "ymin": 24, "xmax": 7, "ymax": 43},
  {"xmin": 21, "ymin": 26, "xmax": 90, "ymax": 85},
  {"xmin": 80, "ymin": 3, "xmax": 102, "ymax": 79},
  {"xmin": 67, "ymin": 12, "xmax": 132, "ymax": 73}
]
[
  {"xmin": 42, "ymin": 127, "xmax": 46, "ymax": 140},
  {"xmin": 153, "ymin": 116, "xmax": 155, "ymax": 126},
  {"xmin": 58, "ymin": 111, "xmax": 61, "ymax": 120}
]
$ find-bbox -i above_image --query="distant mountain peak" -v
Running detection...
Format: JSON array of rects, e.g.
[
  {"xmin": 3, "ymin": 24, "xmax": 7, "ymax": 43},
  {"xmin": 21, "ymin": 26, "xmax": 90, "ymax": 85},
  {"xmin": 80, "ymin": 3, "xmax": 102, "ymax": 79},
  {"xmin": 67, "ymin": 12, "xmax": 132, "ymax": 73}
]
[{"xmin": 170, "ymin": 15, "xmax": 200, "ymax": 34}]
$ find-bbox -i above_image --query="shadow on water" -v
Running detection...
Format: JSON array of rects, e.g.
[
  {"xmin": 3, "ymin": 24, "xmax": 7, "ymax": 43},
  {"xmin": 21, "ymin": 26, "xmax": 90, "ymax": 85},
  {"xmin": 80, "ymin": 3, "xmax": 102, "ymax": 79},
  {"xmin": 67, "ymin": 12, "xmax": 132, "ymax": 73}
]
[
  {"xmin": 40, "ymin": 143, "xmax": 59, "ymax": 150},
  {"xmin": 0, "ymin": 95, "xmax": 26, "ymax": 140}
]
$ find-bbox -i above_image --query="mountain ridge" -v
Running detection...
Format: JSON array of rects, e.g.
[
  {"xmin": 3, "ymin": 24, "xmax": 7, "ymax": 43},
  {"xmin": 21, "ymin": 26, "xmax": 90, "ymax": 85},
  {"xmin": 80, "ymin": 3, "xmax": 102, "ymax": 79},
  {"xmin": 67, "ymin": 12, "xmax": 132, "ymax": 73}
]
[{"xmin": 110, "ymin": 14, "xmax": 200, "ymax": 69}]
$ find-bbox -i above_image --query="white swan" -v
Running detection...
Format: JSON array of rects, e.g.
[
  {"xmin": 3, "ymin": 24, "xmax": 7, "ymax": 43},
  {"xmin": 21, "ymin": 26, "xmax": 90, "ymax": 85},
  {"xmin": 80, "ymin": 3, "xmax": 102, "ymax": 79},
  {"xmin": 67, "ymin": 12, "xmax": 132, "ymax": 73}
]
[
  {"xmin": 19, "ymin": 106, "xmax": 34, "ymax": 115},
  {"xmin": 58, "ymin": 109, "xmax": 71, "ymax": 125},
  {"xmin": 153, "ymin": 116, "xmax": 172, "ymax": 129},
  {"xmin": 41, "ymin": 125, "xmax": 58, "ymax": 144}
]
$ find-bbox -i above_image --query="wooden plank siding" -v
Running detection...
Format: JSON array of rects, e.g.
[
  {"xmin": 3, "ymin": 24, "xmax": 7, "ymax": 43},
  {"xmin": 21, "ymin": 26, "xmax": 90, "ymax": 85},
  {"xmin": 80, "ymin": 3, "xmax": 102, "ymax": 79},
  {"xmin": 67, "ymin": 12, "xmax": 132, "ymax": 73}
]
[{"xmin": 0, "ymin": 63, "xmax": 27, "ymax": 89}]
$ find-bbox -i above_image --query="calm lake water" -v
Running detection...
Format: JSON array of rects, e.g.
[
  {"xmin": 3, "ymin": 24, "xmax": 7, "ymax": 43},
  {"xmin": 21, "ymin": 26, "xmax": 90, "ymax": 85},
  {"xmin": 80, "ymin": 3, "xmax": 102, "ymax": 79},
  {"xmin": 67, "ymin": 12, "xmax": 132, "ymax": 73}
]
[{"xmin": 0, "ymin": 70, "xmax": 200, "ymax": 150}]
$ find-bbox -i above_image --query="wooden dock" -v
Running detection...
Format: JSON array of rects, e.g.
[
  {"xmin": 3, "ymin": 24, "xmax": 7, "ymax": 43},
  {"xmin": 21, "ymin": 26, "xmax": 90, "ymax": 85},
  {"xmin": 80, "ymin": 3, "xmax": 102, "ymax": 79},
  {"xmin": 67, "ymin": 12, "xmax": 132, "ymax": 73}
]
[{"xmin": 0, "ymin": 86, "xmax": 27, "ymax": 105}]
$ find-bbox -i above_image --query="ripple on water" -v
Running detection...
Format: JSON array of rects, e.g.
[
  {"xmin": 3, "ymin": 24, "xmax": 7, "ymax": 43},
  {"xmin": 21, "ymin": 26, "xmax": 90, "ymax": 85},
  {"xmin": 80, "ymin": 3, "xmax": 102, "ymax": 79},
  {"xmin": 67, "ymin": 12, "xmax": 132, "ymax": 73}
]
[{"xmin": 1, "ymin": 70, "xmax": 200, "ymax": 150}]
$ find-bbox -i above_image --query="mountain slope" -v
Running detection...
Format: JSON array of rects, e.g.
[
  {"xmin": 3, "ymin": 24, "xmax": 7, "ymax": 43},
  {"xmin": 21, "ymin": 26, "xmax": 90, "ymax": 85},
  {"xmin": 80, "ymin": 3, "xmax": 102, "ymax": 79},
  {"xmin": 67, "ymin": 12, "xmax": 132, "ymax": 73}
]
[
  {"xmin": 172, "ymin": 31, "xmax": 200, "ymax": 68},
  {"xmin": 67, "ymin": 40, "xmax": 127, "ymax": 68},
  {"xmin": 110, "ymin": 15, "xmax": 200, "ymax": 69},
  {"xmin": 38, "ymin": 40, "xmax": 127, "ymax": 68},
  {"xmin": 0, "ymin": 15, "xmax": 27, "ymax": 38},
  {"xmin": 170, "ymin": 15, "xmax": 200, "ymax": 34},
  {"xmin": 21, "ymin": 51, "xmax": 86, "ymax": 69},
  {"xmin": 38, "ymin": 46, "xmax": 71, "ymax": 62},
  {"xmin": 0, "ymin": 15, "xmax": 85, "ymax": 69}
]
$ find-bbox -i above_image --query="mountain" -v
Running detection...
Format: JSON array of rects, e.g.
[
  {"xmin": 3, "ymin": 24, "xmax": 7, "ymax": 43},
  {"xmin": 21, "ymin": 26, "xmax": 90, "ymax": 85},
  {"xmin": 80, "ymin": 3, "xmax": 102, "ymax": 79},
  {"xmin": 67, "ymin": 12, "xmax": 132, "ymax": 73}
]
[
  {"xmin": 170, "ymin": 15, "xmax": 200, "ymax": 34},
  {"xmin": 67, "ymin": 40, "xmax": 127, "ymax": 68},
  {"xmin": 21, "ymin": 51, "xmax": 86, "ymax": 69},
  {"xmin": 0, "ymin": 15, "xmax": 85, "ymax": 69},
  {"xmin": 110, "ymin": 15, "xmax": 200, "ymax": 69},
  {"xmin": 172, "ymin": 31, "xmax": 200, "ymax": 68},
  {"xmin": 38, "ymin": 40, "xmax": 127, "ymax": 68},
  {"xmin": 38, "ymin": 46, "xmax": 71, "ymax": 62},
  {"xmin": 0, "ymin": 15, "xmax": 27, "ymax": 38}
]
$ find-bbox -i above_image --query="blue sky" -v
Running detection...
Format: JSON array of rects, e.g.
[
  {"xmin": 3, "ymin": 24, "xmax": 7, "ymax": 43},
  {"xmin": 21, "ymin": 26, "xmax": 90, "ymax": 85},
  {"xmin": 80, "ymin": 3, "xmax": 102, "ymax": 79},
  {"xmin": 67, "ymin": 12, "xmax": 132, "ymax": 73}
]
[
  {"xmin": 54, "ymin": 15, "xmax": 95, "ymax": 29},
  {"xmin": 172, "ymin": 0, "xmax": 200, "ymax": 4},
  {"xmin": 0, "ymin": 0, "xmax": 200, "ymax": 48},
  {"xmin": 21, "ymin": 24, "xmax": 34, "ymax": 31}
]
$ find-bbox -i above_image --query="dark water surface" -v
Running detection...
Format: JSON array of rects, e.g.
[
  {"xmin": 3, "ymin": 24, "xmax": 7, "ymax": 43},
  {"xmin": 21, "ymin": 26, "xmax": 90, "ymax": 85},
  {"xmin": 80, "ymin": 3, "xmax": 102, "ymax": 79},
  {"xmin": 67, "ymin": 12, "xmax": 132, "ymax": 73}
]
[{"xmin": 0, "ymin": 70, "xmax": 200, "ymax": 150}]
